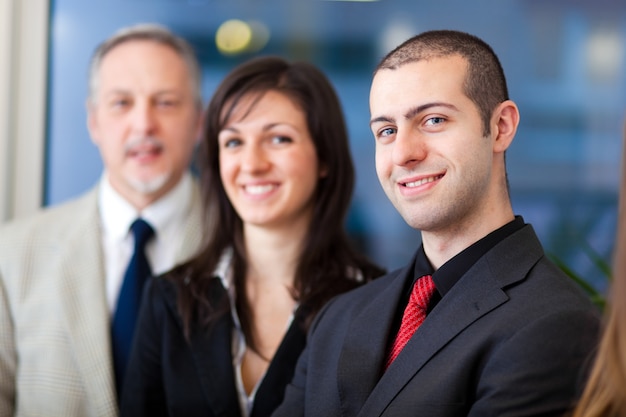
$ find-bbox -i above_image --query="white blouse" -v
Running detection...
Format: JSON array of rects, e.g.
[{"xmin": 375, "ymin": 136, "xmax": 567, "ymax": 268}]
[{"xmin": 213, "ymin": 249, "xmax": 297, "ymax": 417}]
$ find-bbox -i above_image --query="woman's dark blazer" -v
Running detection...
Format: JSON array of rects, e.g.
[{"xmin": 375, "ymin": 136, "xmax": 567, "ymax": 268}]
[{"xmin": 120, "ymin": 275, "xmax": 307, "ymax": 417}]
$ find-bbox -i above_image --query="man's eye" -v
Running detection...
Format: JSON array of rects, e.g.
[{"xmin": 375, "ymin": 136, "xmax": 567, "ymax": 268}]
[
  {"xmin": 111, "ymin": 99, "xmax": 131, "ymax": 108},
  {"xmin": 379, "ymin": 127, "xmax": 396, "ymax": 137},
  {"xmin": 156, "ymin": 99, "xmax": 178, "ymax": 108},
  {"xmin": 425, "ymin": 117, "xmax": 445, "ymax": 126}
]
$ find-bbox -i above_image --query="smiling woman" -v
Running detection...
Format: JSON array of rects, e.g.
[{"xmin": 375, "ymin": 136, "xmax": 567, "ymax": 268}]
[
  {"xmin": 218, "ymin": 90, "xmax": 323, "ymax": 232},
  {"xmin": 120, "ymin": 55, "xmax": 385, "ymax": 417}
]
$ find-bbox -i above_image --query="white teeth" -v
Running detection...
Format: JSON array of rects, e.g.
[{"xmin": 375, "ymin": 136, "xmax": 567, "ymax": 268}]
[
  {"xmin": 245, "ymin": 184, "xmax": 275, "ymax": 195},
  {"xmin": 405, "ymin": 175, "xmax": 440, "ymax": 188}
]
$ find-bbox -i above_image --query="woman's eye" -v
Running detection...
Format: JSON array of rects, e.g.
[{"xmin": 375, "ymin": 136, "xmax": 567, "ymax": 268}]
[
  {"xmin": 272, "ymin": 135, "xmax": 292, "ymax": 144},
  {"xmin": 223, "ymin": 138, "xmax": 242, "ymax": 148}
]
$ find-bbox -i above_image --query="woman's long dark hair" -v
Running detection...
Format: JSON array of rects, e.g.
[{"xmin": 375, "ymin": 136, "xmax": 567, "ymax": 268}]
[{"xmin": 167, "ymin": 56, "xmax": 384, "ymax": 346}]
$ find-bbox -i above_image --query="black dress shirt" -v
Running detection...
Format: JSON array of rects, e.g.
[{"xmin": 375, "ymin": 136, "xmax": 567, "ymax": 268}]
[{"xmin": 391, "ymin": 216, "xmax": 526, "ymax": 338}]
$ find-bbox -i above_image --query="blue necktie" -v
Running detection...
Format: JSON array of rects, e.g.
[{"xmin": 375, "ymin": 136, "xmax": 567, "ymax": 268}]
[{"xmin": 111, "ymin": 218, "xmax": 154, "ymax": 394}]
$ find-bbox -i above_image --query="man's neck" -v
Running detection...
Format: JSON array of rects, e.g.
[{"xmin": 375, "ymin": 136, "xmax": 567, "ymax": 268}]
[{"xmin": 422, "ymin": 210, "xmax": 515, "ymax": 270}]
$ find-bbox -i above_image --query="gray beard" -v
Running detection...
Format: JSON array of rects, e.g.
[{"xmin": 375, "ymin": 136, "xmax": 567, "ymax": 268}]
[{"xmin": 125, "ymin": 171, "xmax": 170, "ymax": 195}]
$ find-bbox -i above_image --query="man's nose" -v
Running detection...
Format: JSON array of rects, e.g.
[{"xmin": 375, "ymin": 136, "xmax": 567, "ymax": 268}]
[
  {"xmin": 130, "ymin": 102, "xmax": 157, "ymax": 135},
  {"xmin": 392, "ymin": 129, "xmax": 427, "ymax": 167}
]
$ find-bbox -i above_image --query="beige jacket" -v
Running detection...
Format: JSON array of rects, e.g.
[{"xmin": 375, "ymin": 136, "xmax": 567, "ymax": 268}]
[{"xmin": 0, "ymin": 183, "xmax": 203, "ymax": 417}]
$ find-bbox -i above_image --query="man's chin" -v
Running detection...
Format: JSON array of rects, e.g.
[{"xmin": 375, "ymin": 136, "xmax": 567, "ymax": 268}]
[{"xmin": 126, "ymin": 174, "xmax": 171, "ymax": 196}]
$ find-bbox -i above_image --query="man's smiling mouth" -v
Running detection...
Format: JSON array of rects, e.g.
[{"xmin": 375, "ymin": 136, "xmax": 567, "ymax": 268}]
[{"xmin": 403, "ymin": 174, "xmax": 444, "ymax": 188}]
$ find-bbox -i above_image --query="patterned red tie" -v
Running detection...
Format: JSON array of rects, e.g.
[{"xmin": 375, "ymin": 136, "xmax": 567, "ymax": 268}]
[{"xmin": 386, "ymin": 274, "xmax": 436, "ymax": 369}]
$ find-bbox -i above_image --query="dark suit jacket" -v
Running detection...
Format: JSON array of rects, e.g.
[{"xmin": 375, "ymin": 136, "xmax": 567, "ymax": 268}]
[
  {"xmin": 120, "ymin": 276, "xmax": 306, "ymax": 417},
  {"xmin": 272, "ymin": 225, "xmax": 601, "ymax": 417}
]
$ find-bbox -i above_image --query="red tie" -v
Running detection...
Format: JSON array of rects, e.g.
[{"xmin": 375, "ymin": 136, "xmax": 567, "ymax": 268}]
[{"xmin": 386, "ymin": 275, "xmax": 436, "ymax": 369}]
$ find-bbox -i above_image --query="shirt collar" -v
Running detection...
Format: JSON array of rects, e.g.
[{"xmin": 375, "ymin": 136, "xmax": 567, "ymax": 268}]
[
  {"xmin": 211, "ymin": 247, "xmax": 300, "ymax": 328},
  {"xmin": 98, "ymin": 172, "xmax": 193, "ymax": 238},
  {"xmin": 212, "ymin": 248, "xmax": 239, "ymax": 327},
  {"xmin": 414, "ymin": 216, "xmax": 526, "ymax": 297},
  {"xmin": 214, "ymin": 247, "xmax": 234, "ymax": 293}
]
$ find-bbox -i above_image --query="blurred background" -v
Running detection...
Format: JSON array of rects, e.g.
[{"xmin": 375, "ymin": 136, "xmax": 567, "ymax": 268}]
[{"xmin": 16, "ymin": 0, "xmax": 626, "ymax": 294}]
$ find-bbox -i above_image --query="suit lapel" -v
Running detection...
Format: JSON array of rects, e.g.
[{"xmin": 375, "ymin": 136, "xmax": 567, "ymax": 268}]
[
  {"xmin": 187, "ymin": 279, "xmax": 241, "ymax": 416},
  {"xmin": 58, "ymin": 190, "xmax": 118, "ymax": 412},
  {"xmin": 337, "ymin": 265, "xmax": 412, "ymax": 417},
  {"xmin": 356, "ymin": 225, "xmax": 544, "ymax": 417},
  {"xmin": 358, "ymin": 265, "xmax": 508, "ymax": 417},
  {"xmin": 185, "ymin": 277, "xmax": 308, "ymax": 417},
  {"xmin": 175, "ymin": 179, "xmax": 203, "ymax": 265},
  {"xmin": 252, "ymin": 309, "xmax": 307, "ymax": 417}
]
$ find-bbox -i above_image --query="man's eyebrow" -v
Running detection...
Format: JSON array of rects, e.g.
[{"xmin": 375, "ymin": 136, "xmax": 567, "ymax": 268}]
[
  {"xmin": 369, "ymin": 115, "xmax": 394, "ymax": 127},
  {"xmin": 154, "ymin": 89, "xmax": 182, "ymax": 96},
  {"xmin": 370, "ymin": 102, "xmax": 459, "ymax": 127},
  {"xmin": 103, "ymin": 89, "xmax": 130, "ymax": 96},
  {"xmin": 404, "ymin": 102, "xmax": 458, "ymax": 120}
]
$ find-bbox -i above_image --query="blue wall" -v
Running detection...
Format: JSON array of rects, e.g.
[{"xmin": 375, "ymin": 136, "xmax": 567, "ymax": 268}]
[{"xmin": 46, "ymin": 0, "xmax": 625, "ymax": 291}]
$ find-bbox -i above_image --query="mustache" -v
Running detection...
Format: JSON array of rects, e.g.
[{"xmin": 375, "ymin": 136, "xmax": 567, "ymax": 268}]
[{"xmin": 124, "ymin": 136, "xmax": 164, "ymax": 153}]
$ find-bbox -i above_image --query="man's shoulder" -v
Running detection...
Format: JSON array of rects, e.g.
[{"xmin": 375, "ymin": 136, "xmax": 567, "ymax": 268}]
[
  {"xmin": 0, "ymin": 189, "xmax": 98, "ymax": 244},
  {"xmin": 325, "ymin": 266, "xmax": 407, "ymax": 312},
  {"xmin": 520, "ymin": 254, "xmax": 599, "ymax": 311}
]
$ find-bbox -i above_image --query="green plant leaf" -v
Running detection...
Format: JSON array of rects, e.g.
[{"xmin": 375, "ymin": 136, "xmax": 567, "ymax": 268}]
[{"xmin": 548, "ymin": 253, "xmax": 607, "ymax": 310}]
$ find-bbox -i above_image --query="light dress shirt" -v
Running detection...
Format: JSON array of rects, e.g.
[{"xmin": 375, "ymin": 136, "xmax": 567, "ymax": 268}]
[
  {"xmin": 213, "ymin": 249, "xmax": 298, "ymax": 417},
  {"xmin": 99, "ymin": 172, "xmax": 195, "ymax": 314}
]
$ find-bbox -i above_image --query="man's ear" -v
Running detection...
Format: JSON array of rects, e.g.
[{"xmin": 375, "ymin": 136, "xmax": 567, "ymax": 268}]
[
  {"xmin": 491, "ymin": 100, "xmax": 520, "ymax": 154},
  {"xmin": 193, "ymin": 106, "xmax": 205, "ymax": 146},
  {"xmin": 86, "ymin": 100, "xmax": 100, "ymax": 145}
]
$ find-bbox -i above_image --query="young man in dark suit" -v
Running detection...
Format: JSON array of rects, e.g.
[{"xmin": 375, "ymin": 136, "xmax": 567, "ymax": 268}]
[{"xmin": 272, "ymin": 29, "xmax": 600, "ymax": 417}]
